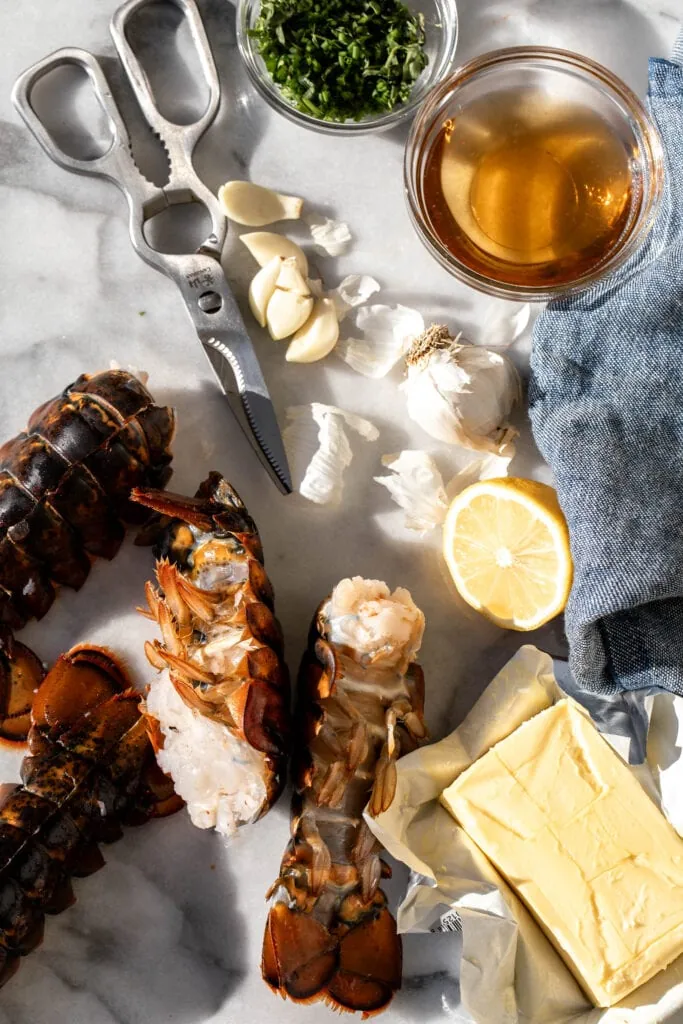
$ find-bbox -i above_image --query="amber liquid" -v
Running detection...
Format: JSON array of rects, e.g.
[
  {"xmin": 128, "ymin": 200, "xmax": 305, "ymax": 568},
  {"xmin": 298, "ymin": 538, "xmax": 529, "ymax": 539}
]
[{"xmin": 424, "ymin": 87, "xmax": 636, "ymax": 287}]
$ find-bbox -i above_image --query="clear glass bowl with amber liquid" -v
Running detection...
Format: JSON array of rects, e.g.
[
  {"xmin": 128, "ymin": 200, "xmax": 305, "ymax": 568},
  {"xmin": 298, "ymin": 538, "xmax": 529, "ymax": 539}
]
[{"xmin": 405, "ymin": 48, "xmax": 664, "ymax": 300}]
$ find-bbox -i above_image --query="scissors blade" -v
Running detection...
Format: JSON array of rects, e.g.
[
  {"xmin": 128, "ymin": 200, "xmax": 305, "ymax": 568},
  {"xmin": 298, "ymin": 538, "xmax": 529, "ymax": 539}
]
[{"xmin": 202, "ymin": 336, "xmax": 292, "ymax": 495}]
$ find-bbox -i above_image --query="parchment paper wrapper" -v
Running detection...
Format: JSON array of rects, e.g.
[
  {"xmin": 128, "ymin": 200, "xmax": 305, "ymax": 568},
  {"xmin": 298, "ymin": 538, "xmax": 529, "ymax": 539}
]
[{"xmin": 365, "ymin": 646, "xmax": 683, "ymax": 1024}]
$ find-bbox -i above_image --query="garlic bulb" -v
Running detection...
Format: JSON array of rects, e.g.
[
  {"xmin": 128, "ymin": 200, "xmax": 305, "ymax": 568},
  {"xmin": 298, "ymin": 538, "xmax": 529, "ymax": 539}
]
[{"xmin": 401, "ymin": 325, "xmax": 521, "ymax": 453}]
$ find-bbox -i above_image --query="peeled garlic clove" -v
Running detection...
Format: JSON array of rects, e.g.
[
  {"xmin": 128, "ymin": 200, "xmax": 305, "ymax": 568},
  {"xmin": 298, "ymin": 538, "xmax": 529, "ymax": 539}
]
[
  {"xmin": 267, "ymin": 261, "xmax": 314, "ymax": 340},
  {"xmin": 276, "ymin": 260, "xmax": 311, "ymax": 297},
  {"xmin": 268, "ymin": 293, "xmax": 314, "ymax": 341},
  {"xmin": 286, "ymin": 298, "xmax": 340, "ymax": 363},
  {"xmin": 240, "ymin": 232, "xmax": 309, "ymax": 277},
  {"xmin": 218, "ymin": 181, "xmax": 303, "ymax": 226},
  {"xmin": 249, "ymin": 256, "xmax": 283, "ymax": 327}
]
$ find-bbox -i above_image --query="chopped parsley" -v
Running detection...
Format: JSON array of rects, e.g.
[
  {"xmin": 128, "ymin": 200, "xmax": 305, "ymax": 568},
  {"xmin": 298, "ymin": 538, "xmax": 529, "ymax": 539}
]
[{"xmin": 250, "ymin": 0, "xmax": 429, "ymax": 122}]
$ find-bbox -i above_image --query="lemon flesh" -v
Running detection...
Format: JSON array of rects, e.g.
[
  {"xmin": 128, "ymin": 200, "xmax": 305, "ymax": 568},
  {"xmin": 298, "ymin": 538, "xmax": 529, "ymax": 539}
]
[{"xmin": 443, "ymin": 477, "xmax": 573, "ymax": 631}]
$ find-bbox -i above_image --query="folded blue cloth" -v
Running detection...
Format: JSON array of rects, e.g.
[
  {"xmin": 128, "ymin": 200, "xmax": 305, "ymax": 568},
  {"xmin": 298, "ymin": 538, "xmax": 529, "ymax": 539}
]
[{"xmin": 529, "ymin": 40, "xmax": 683, "ymax": 696}]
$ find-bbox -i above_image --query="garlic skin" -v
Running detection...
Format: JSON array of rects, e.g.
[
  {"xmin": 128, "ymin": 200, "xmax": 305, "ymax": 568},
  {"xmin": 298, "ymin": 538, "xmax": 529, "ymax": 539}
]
[
  {"xmin": 304, "ymin": 213, "xmax": 352, "ymax": 256},
  {"xmin": 240, "ymin": 232, "xmax": 309, "ymax": 277},
  {"xmin": 375, "ymin": 448, "xmax": 513, "ymax": 533},
  {"xmin": 286, "ymin": 297, "xmax": 340, "ymax": 363},
  {"xmin": 374, "ymin": 451, "xmax": 449, "ymax": 532},
  {"xmin": 219, "ymin": 181, "xmax": 303, "ymax": 226},
  {"xmin": 328, "ymin": 275, "xmax": 380, "ymax": 321},
  {"xmin": 283, "ymin": 404, "xmax": 379, "ymax": 505},
  {"xmin": 248, "ymin": 256, "xmax": 283, "ymax": 327},
  {"xmin": 338, "ymin": 304, "xmax": 424, "ymax": 379},
  {"xmin": 266, "ymin": 259, "xmax": 314, "ymax": 340},
  {"xmin": 402, "ymin": 325, "xmax": 521, "ymax": 453}
]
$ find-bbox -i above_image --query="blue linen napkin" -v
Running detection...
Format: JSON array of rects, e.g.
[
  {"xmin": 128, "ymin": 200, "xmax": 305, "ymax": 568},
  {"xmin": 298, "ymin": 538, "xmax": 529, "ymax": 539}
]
[{"xmin": 528, "ymin": 38, "xmax": 683, "ymax": 697}]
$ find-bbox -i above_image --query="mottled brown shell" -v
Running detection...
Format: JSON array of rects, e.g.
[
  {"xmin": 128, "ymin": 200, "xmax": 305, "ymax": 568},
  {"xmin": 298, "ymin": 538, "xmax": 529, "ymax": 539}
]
[
  {"xmin": 262, "ymin": 595, "xmax": 426, "ymax": 1016},
  {"xmin": 0, "ymin": 628, "xmax": 45, "ymax": 747},
  {"xmin": 0, "ymin": 644, "xmax": 179, "ymax": 990},
  {"xmin": 0, "ymin": 370, "xmax": 175, "ymax": 630}
]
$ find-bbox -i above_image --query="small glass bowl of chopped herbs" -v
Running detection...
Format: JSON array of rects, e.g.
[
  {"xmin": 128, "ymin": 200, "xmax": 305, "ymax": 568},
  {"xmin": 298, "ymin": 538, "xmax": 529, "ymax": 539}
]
[{"xmin": 237, "ymin": 0, "xmax": 458, "ymax": 134}]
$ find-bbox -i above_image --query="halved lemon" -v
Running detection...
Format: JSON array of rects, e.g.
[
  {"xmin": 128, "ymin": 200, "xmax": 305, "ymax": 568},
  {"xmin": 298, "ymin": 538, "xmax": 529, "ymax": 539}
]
[{"xmin": 443, "ymin": 477, "xmax": 573, "ymax": 631}]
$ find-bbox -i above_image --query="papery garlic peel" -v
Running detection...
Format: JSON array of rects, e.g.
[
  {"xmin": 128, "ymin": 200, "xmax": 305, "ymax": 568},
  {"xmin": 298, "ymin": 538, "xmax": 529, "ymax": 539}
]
[
  {"xmin": 283, "ymin": 404, "xmax": 379, "ymax": 505},
  {"xmin": 305, "ymin": 213, "xmax": 352, "ymax": 256}
]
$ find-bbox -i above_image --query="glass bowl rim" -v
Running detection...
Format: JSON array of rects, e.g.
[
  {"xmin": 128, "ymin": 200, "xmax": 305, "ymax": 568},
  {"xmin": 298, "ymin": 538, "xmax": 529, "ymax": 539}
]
[
  {"xmin": 404, "ymin": 45, "xmax": 665, "ymax": 301},
  {"xmin": 236, "ymin": 0, "xmax": 460, "ymax": 136}
]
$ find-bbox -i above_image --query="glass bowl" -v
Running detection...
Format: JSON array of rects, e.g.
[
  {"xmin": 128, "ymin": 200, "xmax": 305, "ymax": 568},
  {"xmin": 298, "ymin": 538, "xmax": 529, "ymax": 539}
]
[
  {"xmin": 405, "ymin": 47, "xmax": 664, "ymax": 301},
  {"xmin": 236, "ymin": 0, "xmax": 459, "ymax": 135}
]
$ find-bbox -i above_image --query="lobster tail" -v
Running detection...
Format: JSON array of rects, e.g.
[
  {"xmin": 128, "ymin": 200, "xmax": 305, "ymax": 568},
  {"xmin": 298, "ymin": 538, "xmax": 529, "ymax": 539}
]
[
  {"xmin": 0, "ymin": 370, "xmax": 175, "ymax": 630},
  {"xmin": 263, "ymin": 897, "xmax": 402, "ymax": 1014},
  {"xmin": 262, "ymin": 578, "xmax": 426, "ymax": 1015},
  {"xmin": 133, "ymin": 474, "xmax": 290, "ymax": 837},
  {"xmin": 0, "ymin": 643, "xmax": 179, "ymax": 989}
]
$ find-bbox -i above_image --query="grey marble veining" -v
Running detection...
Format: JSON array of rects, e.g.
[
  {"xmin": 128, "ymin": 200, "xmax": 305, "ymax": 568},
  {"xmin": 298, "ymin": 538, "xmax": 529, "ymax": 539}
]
[{"xmin": 0, "ymin": 2, "xmax": 680, "ymax": 1022}]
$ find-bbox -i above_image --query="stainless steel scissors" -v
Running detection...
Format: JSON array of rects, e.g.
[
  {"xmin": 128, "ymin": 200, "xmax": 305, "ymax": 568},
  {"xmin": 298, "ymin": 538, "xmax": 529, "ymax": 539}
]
[{"xmin": 12, "ymin": 0, "xmax": 292, "ymax": 495}]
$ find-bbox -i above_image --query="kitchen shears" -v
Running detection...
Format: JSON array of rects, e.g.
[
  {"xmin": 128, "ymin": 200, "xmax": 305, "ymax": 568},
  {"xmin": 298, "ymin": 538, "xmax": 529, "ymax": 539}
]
[{"xmin": 12, "ymin": 0, "xmax": 292, "ymax": 494}]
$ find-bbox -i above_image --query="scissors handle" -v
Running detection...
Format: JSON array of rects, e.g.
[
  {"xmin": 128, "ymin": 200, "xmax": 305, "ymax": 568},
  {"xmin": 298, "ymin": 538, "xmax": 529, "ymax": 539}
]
[
  {"xmin": 111, "ymin": 0, "xmax": 221, "ymax": 158},
  {"xmin": 110, "ymin": 0, "xmax": 223, "ymax": 239},
  {"xmin": 11, "ymin": 48, "xmax": 149, "ymax": 190},
  {"xmin": 13, "ymin": 3, "xmax": 227, "ymax": 271}
]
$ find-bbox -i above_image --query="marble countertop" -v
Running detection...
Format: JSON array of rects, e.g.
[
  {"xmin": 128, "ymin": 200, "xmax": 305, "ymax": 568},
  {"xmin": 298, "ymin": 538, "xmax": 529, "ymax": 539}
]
[{"xmin": 0, "ymin": 2, "xmax": 680, "ymax": 1022}]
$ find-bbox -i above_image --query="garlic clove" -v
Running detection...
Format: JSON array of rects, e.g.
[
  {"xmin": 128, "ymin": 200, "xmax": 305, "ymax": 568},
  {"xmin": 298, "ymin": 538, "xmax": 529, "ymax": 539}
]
[
  {"xmin": 276, "ymin": 259, "xmax": 311, "ymax": 297},
  {"xmin": 286, "ymin": 298, "xmax": 340, "ymax": 363},
  {"xmin": 240, "ymin": 232, "xmax": 309, "ymax": 277},
  {"xmin": 248, "ymin": 256, "xmax": 283, "ymax": 327},
  {"xmin": 218, "ymin": 181, "xmax": 303, "ymax": 226},
  {"xmin": 266, "ymin": 260, "xmax": 314, "ymax": 340}
]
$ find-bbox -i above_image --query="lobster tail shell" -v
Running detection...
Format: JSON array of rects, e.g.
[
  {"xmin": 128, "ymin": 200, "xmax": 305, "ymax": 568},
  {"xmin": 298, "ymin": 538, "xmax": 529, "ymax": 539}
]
[
  {"xmin": 262, "ymin": 580, "xmax": 426, "ymax": 1016},
  {"xmin": 133, "ymin": 474, "xmax": 291, "ymax": 834},
  {"xmin": 0, "ymin": 643, "xmax": 178, "ymax": 989},
  {"xmin": 263, "ymin": 901, "xmax": 402, "ymax": 1014},
  {"xmin": 0, "ymin": 629, "xmax": 45, "ymax": 747},
  {"xmin": 0, "ymin": 370, "xmax": 175, "ymax": 630}
]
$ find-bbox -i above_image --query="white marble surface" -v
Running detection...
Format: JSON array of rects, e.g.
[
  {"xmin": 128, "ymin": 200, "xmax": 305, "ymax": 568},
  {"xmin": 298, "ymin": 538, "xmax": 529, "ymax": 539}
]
[{"xmin": 0, "ymin": 2, "xmax": 680, "ymax": 1022}]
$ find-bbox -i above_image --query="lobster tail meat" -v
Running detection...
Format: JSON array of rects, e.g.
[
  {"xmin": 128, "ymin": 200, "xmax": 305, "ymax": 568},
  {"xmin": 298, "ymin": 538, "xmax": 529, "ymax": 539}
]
[
  {"xmin": 262, "ymin": 577, "xmax": 427, "ymax": 1016},
  {"xmin": 0, "ymin": 643, "xmax": 179, "ymax": 990},
  {"xmin": 132, "ymin": 473, "xmax": 290, "ymax": 837},
  {"xmin": 0, "ymin": 370, "xmax": 175, "ymax": 630}
]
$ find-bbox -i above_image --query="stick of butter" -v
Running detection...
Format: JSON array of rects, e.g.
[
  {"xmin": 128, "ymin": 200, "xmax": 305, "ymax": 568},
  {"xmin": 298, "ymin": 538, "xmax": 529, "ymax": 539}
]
[{"xmin": 441, "ymin": 698, "xmax": 683, "ymax": 1008}]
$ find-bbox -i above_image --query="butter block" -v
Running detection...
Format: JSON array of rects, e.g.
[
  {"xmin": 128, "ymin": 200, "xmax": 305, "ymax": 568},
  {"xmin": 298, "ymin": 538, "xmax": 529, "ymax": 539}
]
[{"xmin": 441, "ymin": 699, "xmax": 683, "ymax": 1007}]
